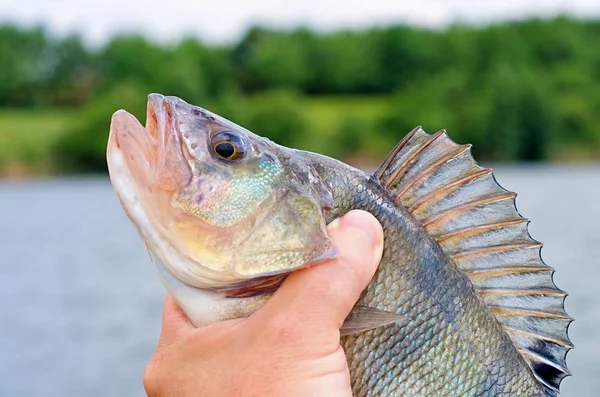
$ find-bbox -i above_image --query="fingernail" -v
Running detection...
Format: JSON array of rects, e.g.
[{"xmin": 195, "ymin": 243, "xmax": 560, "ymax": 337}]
[{"xmin": 340, "ymin": 210, "xmax": 383, "ymax": 248}]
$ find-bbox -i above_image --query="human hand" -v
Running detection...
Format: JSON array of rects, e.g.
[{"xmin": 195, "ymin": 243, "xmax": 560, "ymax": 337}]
[{"xmin": 143, "ymin": 210, "xmax": 384, "ymax": 397}]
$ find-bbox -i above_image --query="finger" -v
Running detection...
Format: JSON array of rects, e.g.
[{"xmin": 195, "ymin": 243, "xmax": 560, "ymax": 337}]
[
  {"xmin": 255, "ymin": 210, "xmax": 383, "ymax": 335},
  {"xmin": 158, "ymin": 294, "xmax": 194, "ymax": 346}
]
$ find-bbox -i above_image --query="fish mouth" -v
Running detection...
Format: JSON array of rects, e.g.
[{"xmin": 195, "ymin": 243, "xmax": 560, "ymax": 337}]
[{"xmin": 108, "ymin": 94, "xmax": 193, "ymax": 192}]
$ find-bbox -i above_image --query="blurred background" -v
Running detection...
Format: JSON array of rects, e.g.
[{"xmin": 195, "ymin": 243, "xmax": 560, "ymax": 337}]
[{"xmin": 1, "ymin": 1, "xmax": 599, "ymax": 396}]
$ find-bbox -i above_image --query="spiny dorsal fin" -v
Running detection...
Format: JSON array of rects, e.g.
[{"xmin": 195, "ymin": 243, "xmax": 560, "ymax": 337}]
[{"xmin": 375, "ymin": 127, "xmax": 572, "ymax": 393}]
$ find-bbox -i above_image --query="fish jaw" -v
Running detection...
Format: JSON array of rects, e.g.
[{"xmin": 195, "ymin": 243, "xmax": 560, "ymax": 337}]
[{"xmin": 154, "ymin": 255, "xmax": 272, "ymax": 327}]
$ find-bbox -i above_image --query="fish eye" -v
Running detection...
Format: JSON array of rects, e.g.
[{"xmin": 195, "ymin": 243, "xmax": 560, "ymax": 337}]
[{"xmin": 211, "ymin": 131, "xmax": 247, "ymax": 161}]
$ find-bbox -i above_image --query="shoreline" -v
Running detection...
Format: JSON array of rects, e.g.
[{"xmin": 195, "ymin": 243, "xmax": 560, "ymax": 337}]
[{"xmin": 2, "ymin": 160, "xmax": 600, "ymax": 182}]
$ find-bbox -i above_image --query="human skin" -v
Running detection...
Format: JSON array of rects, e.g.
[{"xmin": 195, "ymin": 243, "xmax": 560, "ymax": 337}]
[{"xmin": 143, "ymin": 210, "xmax": 384, "ymax": 397}]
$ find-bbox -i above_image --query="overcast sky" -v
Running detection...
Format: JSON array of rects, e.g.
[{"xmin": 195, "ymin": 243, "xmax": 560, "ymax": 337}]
[{"xmin": 1, "ymin": 0, "xmax": 599, "ymax": 44}]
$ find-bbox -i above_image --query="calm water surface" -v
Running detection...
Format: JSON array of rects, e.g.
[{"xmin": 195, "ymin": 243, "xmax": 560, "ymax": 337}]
[{"xmin": 1, "ymin": 165, "xmax": 598, "ymax": 396}]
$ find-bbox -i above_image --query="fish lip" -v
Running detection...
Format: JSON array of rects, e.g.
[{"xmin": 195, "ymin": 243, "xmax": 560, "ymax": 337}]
[
  {"xmin": 147, "ymin": 94, "xmax": 195, "ymax": 153},
  {"xmin": 108, "ymin": 94, "xmax": 166, "ymax": 159},
  {"xmin": 110, "ymin": 94, "xmax": 184, "ymax": 178},
  {"xmin": 108, "ymin": 109, "xmax": 151, "ymax": 158},
  {"xmin": 146, "ymin": 94, "xmax": 162, "ymax": 140},
  {"xmin": 147, "ymin": 93, "xmax": 169, "ymax": 144}
]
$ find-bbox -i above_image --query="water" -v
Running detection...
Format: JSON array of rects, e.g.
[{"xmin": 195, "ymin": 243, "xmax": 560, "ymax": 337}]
[{"xmin": 1, "ymin": 165, "xmax": 598, "ymax": 396}]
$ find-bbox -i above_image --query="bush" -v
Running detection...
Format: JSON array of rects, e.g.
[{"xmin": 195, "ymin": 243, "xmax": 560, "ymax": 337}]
[
  {"xmin": 211, "ymin": 88, "xmax": 310, "ymax": 148},
  {"xmin": 54, "ymin": 84, "xmax": 147, "ymax": 173}
]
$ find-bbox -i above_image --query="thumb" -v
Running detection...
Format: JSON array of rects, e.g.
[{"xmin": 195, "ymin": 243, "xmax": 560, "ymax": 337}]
[
  {"xmin": 157, "ymin": 294, "xmax": 194, "ymax": 347},
  {"xmin": 254, "ymin": 210, "xmax": 383, "ymax": 338}
]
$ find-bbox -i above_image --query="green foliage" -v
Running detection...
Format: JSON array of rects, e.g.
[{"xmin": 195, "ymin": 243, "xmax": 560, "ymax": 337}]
[
  {"xmin": 2, "ymin": 17, "xmax": 600, "ymax": 175},
  {"xmin": 240, "ymin": 89, "xmax": 309, "ymax": 147},
  {"xmin": 54, "ymin": 84, "xmax": 147, "ymax": 172},
  {"xmin": 233, "ymin": 27, "xmax": 313, "ymax": 92},
  {"xmin": 301, "ymin": 96, "xmax": 389, "ymax": 158},
  {"xmin": 0, "ymin": 109, "xmax": 74, "ymax": 174},
  {"xmin": 208, "ymin": 89, "xmax": 311, "ymax": 150},
  {"xmin": 0, "ymin": 25, "xmax": 48, "ymax": 106},
  {"xmin": 99, "ymin": 36, "xmax": 166, "ymax": 91}
]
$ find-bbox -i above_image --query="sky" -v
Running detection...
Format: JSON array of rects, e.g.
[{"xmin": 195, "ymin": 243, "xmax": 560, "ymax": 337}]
[{"xmin": 1, "ymin": 0, "xmax": 599, "ymax": 45}]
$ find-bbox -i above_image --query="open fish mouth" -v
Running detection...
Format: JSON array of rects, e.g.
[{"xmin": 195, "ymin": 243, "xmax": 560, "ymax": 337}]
[{"xmin": 107, "ymin": 94, "xmax": 192, "ymax": 193}]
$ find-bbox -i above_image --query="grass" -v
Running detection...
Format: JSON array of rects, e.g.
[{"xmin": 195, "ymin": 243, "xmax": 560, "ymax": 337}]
[
  {"xmin": 300, "ymin": 95, "xmax": 393, "ymax": 161},
  {"xmin": 0, "ymin": 108, "xmax": 76, "ymax": 176},
  {"xmin": 302, "ymin": 95, "xmax": 389, "ymax": 133}
]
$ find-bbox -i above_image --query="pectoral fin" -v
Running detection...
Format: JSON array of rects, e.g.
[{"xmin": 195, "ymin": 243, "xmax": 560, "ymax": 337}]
[{"xmin": 341, "ymin": 305, "xmax": 407, "ymax": 336}]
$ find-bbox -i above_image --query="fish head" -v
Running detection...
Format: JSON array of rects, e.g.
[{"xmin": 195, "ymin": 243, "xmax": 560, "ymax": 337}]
[{"xmin": 107, "ymin": 94, "xmax": 337, "ymax": 291}]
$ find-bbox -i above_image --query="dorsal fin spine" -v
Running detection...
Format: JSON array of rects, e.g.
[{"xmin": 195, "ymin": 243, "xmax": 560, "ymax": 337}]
[
  {"xmin": 384, "ymin": 131, "xmax": 446, "ymax": 189},
  {"xmin": 449, "ymin": 243, "xmax": 543, "ymax": 260},
  {"xmin": 518, "ymin": 348, "xmax": 571, "ymax": 392},
  {"xmin": 490, "ymin": 307, "xmax": 573, "ymax": 320},
  {"xmin": 519, "ymin": 348, "xmax": 572, "ymax": 375},
  {"xmin": 409, "ymin": 168, "xmax": 493, "ymax": 213},
  {"xmin": 375, "ymin": 126, "xmax": 422, "ymax": 181},
  {"xmin": 466, "ymin": 267, "xmax": 551, "ymax": 277},
  {"xmin": 478, "ymin": 288, "xmax": 567, "ymax": 296},
  {"xmin": 520, "ymin": 347, "xmax": 571, "ymax": 372},
  {"xmin": 423, "ymin": 192, "xmax": 518, "ymax": 227},
  {"xmin": 394, "ymin": 143, "xmax": 471, "ymax": 200},
  {"xmin": 437, "ymin": 219, "xmax": 529, "ymax": 243},
  {"xmin": 504, "ymin": 326, "xmax": 574, "ymax": 348}
]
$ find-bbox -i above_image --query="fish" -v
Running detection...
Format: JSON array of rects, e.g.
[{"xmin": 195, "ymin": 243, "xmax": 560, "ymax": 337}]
[{"xmin": 106, "ymin": 94, "xmax": 572, "ymax": 396}]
